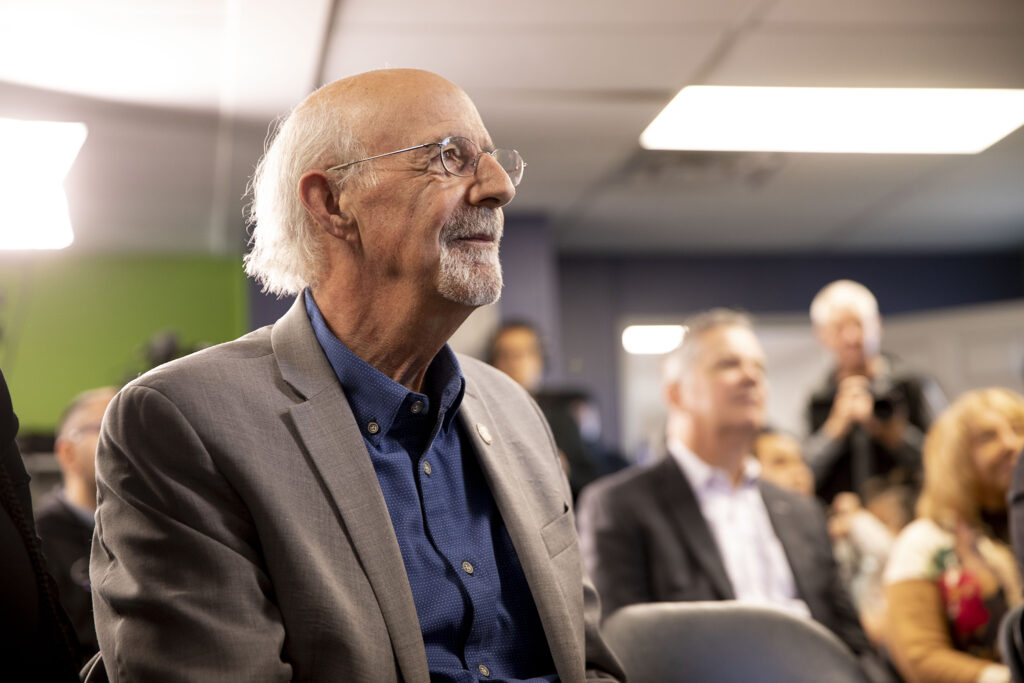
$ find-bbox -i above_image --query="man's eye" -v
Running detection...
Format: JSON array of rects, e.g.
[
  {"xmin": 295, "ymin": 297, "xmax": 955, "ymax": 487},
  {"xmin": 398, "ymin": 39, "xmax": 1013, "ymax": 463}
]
[{"xmin": 442, "ymin": 148, "xmax": 463, "ymax": 163}]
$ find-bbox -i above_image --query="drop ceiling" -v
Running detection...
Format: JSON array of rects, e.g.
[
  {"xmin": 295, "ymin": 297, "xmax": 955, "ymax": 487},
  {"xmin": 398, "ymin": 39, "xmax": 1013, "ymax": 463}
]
[{"xmin": 1, "ymin": 0, "xmax": 1023, "ymax": 254}]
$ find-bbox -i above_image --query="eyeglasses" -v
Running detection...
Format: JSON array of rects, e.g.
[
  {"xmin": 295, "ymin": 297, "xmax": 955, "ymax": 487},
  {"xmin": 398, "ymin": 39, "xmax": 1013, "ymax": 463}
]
[{"xmin": 326, "ymin": 136, "xmax": 526, "ymax": 187}]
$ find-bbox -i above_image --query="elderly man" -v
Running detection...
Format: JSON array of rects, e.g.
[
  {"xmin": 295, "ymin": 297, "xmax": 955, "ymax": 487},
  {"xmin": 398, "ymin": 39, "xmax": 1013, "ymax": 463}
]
[
  {"xmin": 91, "ymin": 69, "xmax": 621, "ymax": 682},
  {"xmin": 577, "ymin": 310, "xmax": 885, "ymax": 678},
  {"xmin": 805, "ymin": 279, "xmax": 945, "ymax": 505},
  {"xmin": 36, "ymin": 386, "xmax": 117, "ymax": 664}
]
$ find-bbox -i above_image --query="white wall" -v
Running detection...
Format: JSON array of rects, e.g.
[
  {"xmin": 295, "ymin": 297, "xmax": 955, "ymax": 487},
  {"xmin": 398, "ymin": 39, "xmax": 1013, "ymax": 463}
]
[{"xmin": 617, "ymin": 299, "xmax": 1024, "ymax": 461}]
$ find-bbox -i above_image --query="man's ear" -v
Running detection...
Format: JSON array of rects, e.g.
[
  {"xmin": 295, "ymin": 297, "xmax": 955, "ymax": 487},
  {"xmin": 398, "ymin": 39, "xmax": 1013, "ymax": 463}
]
[
  {"xmin": 298, "ymin": 170, "xmax": 356, "ymax": 240},
  {"xmin": 54, "ymin": 437, "xmax": 75, "ymax": 472},
  {"xmin": 665, "ymin": 380, "xmax": 685, "ymax": 411}
]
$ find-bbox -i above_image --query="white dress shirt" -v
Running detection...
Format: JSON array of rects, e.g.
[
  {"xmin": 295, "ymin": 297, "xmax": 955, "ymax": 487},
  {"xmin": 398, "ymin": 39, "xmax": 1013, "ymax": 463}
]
[{"xmin": 668, "ymin": 438, "xmax": 812, "ymax": 619}]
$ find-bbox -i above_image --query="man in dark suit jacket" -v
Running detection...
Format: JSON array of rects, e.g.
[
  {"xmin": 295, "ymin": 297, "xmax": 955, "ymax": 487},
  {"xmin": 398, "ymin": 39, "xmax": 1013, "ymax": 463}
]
[
  {"xmin": 36, "ymin": 386, "xmax": 117, "ymax": 664},
  {"xmin": 578, "ymin": 309, "xmax": 886, "ymax": 678}
]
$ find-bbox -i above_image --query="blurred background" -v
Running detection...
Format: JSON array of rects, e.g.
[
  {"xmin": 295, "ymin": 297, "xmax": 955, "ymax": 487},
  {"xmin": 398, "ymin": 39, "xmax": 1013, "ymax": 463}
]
[{"xmin": 1, "ymin": 0, "xmax": 1023, "ymax": 468}]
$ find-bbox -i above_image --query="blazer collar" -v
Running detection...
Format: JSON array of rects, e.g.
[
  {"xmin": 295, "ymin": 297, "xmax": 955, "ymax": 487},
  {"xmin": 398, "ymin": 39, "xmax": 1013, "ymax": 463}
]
[
  {"xmin": 270, "ymin": 295, "xmax": 339, "ymax": 401},
  {"xmin": 655, "ymin": 457, "xmax": 735, "ymax": 600},
  {"xmin": 270, "ymin": 296, "xmax": 430, "ymax": 682}
]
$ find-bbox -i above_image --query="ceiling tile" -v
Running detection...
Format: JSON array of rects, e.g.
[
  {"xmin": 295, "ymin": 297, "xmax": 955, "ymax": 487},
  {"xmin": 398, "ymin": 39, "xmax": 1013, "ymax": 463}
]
[
  {"xmin": 335, "ymin": 0, "xmax": 762, "ymax": 26},
  {"xmin": 323, "ymin": 25, "xmax": 725, "ymax": 92},
  {"xmin": 710, "ymin": 30, "xmax": 1024, "ymax": 87},
  {"xmin": 765, "ymin": 0, "xmax": 1024, "ymax": 26}
]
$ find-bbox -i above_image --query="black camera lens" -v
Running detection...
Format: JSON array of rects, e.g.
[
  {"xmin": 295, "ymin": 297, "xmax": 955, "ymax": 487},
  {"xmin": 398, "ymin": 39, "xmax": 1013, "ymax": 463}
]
[{"xmin": 873, "ymin": 396, "xmax": 895, "ymax": 421}]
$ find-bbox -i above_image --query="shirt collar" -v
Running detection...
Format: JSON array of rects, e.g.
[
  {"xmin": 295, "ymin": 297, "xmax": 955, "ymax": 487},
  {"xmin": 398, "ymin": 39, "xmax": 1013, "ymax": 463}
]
[
  {"xmin": 667, "ymin": 437, "xmax": 761, "ymax": 492},
  {"xmin": 303, "ymin": 289, "xmax": 466, "ymax": 442}
]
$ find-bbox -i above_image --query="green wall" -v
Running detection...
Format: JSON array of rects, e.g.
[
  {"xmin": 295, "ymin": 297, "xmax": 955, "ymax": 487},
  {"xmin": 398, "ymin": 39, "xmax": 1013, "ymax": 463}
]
[{"xmin": 1, "ymin": 254, "xmax": 248, "ymax": 432}]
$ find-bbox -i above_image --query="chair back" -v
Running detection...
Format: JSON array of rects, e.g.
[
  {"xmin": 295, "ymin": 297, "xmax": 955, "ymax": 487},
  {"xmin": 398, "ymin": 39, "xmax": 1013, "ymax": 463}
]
[
  {"xmin": 601, "ymin": 601, "xmax": 868, "ymax": 683},
  {"xmin": 1000, "ymin": 603, "xmax": 1024, "ymax": 683}
]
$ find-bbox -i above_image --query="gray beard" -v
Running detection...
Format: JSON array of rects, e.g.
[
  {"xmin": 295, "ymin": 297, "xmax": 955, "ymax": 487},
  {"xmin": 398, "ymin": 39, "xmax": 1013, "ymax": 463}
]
[{"xmin": 437, "ymin": 207, "xmax": 504, "ymax": 307}]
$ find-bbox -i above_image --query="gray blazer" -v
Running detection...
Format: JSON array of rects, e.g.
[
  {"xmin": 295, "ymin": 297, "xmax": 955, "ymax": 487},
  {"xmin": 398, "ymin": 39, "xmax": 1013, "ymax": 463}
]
[
  {"xmin": 576, "ymin": 456, "xmax": 872, "ymax": 658},
  {"xmin": 91, "ymin": 298, "xmax": 621, "ymax": 682}
]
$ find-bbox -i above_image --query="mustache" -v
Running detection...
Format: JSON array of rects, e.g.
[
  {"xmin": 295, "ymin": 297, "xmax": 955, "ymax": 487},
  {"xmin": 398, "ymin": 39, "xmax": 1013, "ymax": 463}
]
[{"xmin": 441, "ymin": 207, "xmax": 503, "ymax": 242}]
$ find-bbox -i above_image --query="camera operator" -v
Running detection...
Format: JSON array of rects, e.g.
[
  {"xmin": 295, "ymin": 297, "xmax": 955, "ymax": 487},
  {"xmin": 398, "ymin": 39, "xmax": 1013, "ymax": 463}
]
[{"xmin": 804, "ymin": 280, "xmax": 946, "ymax": 508}]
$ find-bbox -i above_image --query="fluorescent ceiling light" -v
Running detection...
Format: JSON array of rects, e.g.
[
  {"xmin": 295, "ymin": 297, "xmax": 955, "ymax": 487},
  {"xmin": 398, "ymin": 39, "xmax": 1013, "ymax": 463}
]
[
  {"xmin": 640, "ymin": 87, "xmax": 1024, "ymax": 154},
  {"xmin": 0, "ymin": 118, "xmax": 88, "ymax": 250},
  {"xmin": 622, "ymin": 325, "xmax": 687, "ymax": 355}
]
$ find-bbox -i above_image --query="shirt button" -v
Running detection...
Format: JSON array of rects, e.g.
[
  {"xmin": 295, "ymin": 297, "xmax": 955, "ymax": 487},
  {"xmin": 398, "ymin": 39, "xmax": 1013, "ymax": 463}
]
[
  {"xmin": 411, "ymin": 401, "xmax": 424, "ymax": 414},
  {"xmin": 477, "ymin": 664, "xmax": 491, "ymax": 678},
  {"xmin": 367, "ymin": 421, "xmax": 380, "ymax": 435},
  {"xmin": 462, "ymin": 560, "xmax": 474, "ymax": 575},
  {"xmin": 422, "ymin": 461, "xmax": 432, "ymax": 476}
]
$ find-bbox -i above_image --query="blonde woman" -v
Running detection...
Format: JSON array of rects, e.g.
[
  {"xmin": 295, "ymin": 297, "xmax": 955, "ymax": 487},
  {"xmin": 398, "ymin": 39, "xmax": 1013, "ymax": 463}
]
[{"xmin": 885, "ymin": 388, "xmax": 1024, "ymax": 683}]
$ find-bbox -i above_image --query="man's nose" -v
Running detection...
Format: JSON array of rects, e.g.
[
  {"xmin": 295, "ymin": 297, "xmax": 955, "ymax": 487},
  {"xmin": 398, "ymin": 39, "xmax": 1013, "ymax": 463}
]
[
  {"xmin": 741, "ymin": 362, "xmax": 763, "ymax": 383},
  {"xmin": 467, "ymin": 153, "xmax": 515, "ymax": 209}
]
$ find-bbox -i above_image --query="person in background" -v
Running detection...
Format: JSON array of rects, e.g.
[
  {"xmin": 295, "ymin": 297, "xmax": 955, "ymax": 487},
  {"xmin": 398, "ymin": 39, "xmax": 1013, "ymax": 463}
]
[
  {"xmin": 755, "ymin": 427, "xmax": 897, "ymax": 650},
  {"xmin": 805, "ymin": 280, "xmax": 946, "ymax": 507},
  {"xmin": 487, "ymin": 320, "xmax": 546, "ymax": 394},
  {"xmin": 563, "ymin": 389, "xmax": 627, "ymax": 482},
  {"xmin": 577, "ymin": 309, "xmax": 889, "ymax": 680},
  {"xmin": 753, "ymin": 428, "xmax": 814, "ymax": 497},
  {"xmin": 885, "ymin": 388, "xmax": 1024, "ymax": 683},
  {"xmin": 487, "ymin": 321, "xmax": 619, "ymax": 498},
  {"xmin": 91, "ymin": 68, "xmax": 621, "ymax": 682},
  {"xmin": 0, "ymin": 368, "xmax": 80, "ymax": 680},
  {"xmin": 35, "ymin": 386, "xmax": 117, "ymax": 664}
]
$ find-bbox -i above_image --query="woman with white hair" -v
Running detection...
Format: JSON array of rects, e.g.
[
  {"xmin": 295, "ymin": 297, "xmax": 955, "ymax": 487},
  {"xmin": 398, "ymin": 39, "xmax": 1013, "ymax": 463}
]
[
  {"xmin": 884, "ymin": 388, "xmax": 1024, "ymax": 683},
  {"xmin": 805, "ymin": 279, "xmax": 946, "ymax": 506}
]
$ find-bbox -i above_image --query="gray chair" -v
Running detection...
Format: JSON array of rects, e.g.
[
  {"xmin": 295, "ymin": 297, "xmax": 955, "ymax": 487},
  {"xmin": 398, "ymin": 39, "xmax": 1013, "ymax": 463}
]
[
  {"xmin": 601, "ymin": 601, "xmax": 869, "ymax": 683},
  {"xmin": 1000, "ymin": 602, "xmax": 1024, "ymax": 683}
]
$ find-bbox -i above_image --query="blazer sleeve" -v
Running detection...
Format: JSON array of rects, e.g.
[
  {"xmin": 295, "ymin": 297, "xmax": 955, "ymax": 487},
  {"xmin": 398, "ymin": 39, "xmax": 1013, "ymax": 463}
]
[
  {"xmin": 885, "ymin": 579, "xmax": 1004, "ymax": 683},
  {"xmin": 91, "ymin": 384, "xmax": 291, "ymax": 682},
  {"xmin": 576, "ymin": 481, "xmax": 652, "ymax": 620}
]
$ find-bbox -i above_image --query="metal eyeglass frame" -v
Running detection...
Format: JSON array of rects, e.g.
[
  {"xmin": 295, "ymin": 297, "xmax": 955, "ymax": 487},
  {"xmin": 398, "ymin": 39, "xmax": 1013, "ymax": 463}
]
[{"xmin": 325, "ymin": 136, "xmax": 525, "ymax": 186}]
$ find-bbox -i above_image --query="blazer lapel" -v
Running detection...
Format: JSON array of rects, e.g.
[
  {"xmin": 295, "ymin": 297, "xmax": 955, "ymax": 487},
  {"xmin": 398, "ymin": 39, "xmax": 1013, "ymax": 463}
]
[
  {"xmin": 657, "ymin": 458, "xmax": 735, "ymax": 600},
  {"xmin": 271, "ymin": 298, "xmax": 429, "ymax": 683},
  {"xmin": 457, "ymin": 384, "xmax": 585, "ymax": 683},
  {"xmin": 760, "ymin": 483, "xmax": 814, "ymax": 604}
]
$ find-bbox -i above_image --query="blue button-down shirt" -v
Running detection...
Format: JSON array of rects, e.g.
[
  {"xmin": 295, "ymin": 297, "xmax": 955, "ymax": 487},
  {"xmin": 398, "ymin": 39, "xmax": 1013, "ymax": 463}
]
[{"xmin": 304, "ymin": 291, "xmax": 557, "ymax": 682}]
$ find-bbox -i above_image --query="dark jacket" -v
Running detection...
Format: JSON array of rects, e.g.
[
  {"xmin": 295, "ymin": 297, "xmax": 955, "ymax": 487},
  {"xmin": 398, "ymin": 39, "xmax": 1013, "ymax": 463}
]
[
  {"xmin": 577, "ymin": 456, "xmax": 872, "ymax": 659},
  {"xmin": 36, "ymin": 489, "xmax": 99, "ymax": 661},
  {"xmin": 804, "ymin": 357, "xmax": 945, "ymax": 504},
  {"xmin": 0, "ymin": 369, "xmax": 80, "ymax": 680}
]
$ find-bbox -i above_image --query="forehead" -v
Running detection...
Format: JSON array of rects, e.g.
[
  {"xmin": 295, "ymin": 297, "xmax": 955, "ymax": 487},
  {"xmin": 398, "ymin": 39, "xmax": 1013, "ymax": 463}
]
[
  {"xmin": 696, "ymin": 324, "xmax": 764, "ymax": 360},
  {"xmin": 824, "ymin": 305, "xmax": 868, "ymax": 326},
  {"xmin": 757, "ymin": 433, "xmax": 801, "ymax": 457},
  {"xmin": 354, "ymin": 76, "xmax": 490, "ymax": 150},
  {"xmin": 64, "ymin": 393, "xmax": 114, "ymax": 429},
  {"xmin": 497, "ymin": 327, "xmax": 539, "ymax": 346},
  {"xmin": 969, "ymin": 401, "xmax": 1024, "ymax": 433}
]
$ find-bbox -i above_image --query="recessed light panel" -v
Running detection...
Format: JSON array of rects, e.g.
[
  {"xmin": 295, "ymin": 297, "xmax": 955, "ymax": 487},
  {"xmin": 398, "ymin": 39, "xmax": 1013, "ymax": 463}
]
[{"xmin": 641, "ymin": 87, "xmax": 1024, "ymax": 154}]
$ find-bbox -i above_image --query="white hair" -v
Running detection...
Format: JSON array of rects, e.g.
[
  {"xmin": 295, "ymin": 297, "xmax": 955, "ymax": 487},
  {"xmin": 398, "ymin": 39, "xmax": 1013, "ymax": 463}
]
[
  {"xmin": 809, "ymin": 279, "xmax": 879, "ymax": 328},
  {"xmin": 662, "ymin": 308, "xmax": 754, "ymax": 386},
  {"xmin": 244, "ymin": 87, "xmax": 375, "ymax": 297}
]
